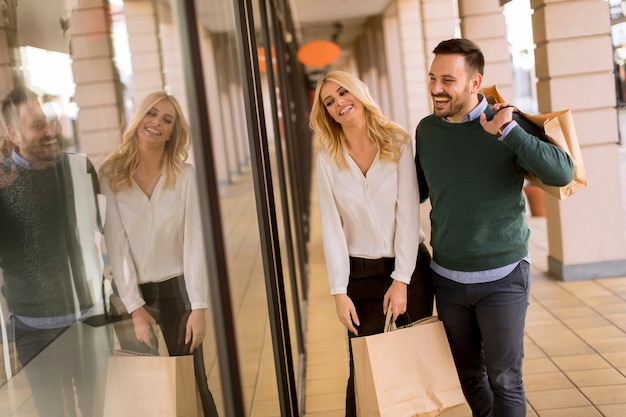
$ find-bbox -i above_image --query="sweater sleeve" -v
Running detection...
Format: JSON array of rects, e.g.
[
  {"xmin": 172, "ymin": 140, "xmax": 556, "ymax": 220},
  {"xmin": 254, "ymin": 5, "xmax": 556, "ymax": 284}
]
[
  {"xmin": 100, "ymin": 177, "xmax": 144, "ymax": 314},
  {"xmin": 315, "ymin": 152, "xmax": 351, "ymax": 295},
  {"xmin": 182, "ymin": 166, "xmax": 209, "ymax": 310},
  {"xmin": 390, "ymin": 143, "xmax": 420, "ymax": 285},
  {"xmin": 414, "ymin": 124, "xmax": 430, "ymax": 203},
  {"xmin": 502, "ymin": 116, "xmax": 574, "ymax": 186}
]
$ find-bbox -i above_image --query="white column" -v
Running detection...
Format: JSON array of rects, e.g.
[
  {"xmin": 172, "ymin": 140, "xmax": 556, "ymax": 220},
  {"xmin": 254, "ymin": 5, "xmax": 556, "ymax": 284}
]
[
  {"xmin": 124, "ymin": 0, "xmax": 165, "ymax": 106},
  {"xmin": 388, "ymin": 0, "xmax": 459, "ymax": 131},
  {"xmin": 0, "ymin": 0, "xmax": 20, "ymax": 99},
  {"xmin": 158, "ymin": 17, "xmax": 188, "ymax": 116},
  {"xmin": 458, "ymin": 0, "xmax": 513, "ymax": 97},
  {"xmin": 383, "ymin": 5, "xmax": 409, "ymax": 130},
  {"xmin": 69, "ymin": 0, "xmax": 124, "ymax": 167},
  {"xmin": 531, "ymin": 0, "xmax": 626, "ymax": 280},
  {"xmin": 200, "ymin": 31, "xmax": 231, "ymax": 185},
  {"xmin": 395, "ymin": 0, "xmax": 430, "ymax": 131}
]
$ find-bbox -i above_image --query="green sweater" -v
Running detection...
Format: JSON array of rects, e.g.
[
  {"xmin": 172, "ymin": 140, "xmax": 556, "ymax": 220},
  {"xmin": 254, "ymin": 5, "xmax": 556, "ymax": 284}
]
[
  {"xmin": 0, "ymin": 154, "xmax": 97, "ymax": 317},
  {"xmin": 415, "ymin": 109, "xmax": 573, "ymax": 272}
]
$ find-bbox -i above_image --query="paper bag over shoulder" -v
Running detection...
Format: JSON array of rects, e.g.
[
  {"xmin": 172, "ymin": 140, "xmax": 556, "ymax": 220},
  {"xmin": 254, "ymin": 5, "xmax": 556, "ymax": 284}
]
[{"xmin": 480, "ymin": 85, "xmax": 587, "ymax": 200}]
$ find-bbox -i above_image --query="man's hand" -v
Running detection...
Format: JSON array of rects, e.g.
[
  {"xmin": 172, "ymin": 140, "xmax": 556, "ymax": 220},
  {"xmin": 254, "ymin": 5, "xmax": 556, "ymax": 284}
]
[
  {"xmin": 480, "ymin": 102, "xmax": 514, "ymax": 137},
  {"xmin": 333, "ymin": 294, "xmax": 360, "ymax": 336},
  {"xmin": 383, "ymin": 280, "xmax": 407, "ymax": 322}
]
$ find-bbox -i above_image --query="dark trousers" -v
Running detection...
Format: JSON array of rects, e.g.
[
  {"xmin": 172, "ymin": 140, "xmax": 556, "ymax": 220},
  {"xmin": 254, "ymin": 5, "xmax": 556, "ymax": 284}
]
[
  {"xmin": 432, "ymin": 261, "xmax": 530, "ymax": 417},
  {"xmin": 13, "ymin": 318, "xmax": 68, "ymax": 366},
  {"xmin": 344, "ymin": 243, "xmax": 434, "ymax": 417},
  {"xmin": 113, "ymin": 276, "xmax": 219, "ymax": 417},
  {"xmin": 13, "ymin": 318, "xmax": 95, "ymax": 417}
]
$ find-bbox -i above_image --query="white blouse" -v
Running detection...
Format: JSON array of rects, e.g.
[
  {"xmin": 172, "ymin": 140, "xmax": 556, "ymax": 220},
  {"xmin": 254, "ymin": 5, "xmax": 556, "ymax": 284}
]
[
  {"xmin": 101, "ymin": 163, "xmax": 209, "ymax": 313},
  {"xmin": 315, "ymin": 142, "xmax": 422, "ymax": 295}
]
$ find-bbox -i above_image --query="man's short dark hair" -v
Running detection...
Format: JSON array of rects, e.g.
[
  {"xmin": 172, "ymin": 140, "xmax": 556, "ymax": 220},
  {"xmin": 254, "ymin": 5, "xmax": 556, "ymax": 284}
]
[
  {"xmin": 2, "ymin": 86, "xmax": 38, "ymax": 127},
  {"xmin": 433, "ymin": 38, "xmax": 485, "ymax": 76}
]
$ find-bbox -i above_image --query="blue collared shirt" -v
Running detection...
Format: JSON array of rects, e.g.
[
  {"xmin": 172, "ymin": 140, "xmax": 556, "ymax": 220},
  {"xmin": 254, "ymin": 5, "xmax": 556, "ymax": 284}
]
[{"xmin": 12, "ymin": 149, "xmax": 36, "ymax": 169}]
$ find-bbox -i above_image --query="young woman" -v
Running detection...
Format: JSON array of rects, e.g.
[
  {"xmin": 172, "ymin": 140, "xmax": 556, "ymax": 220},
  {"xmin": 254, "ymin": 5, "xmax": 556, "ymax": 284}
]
[
  {"xmin": 100, "ymin": 91, "xmax": 218, "ymax": 416},
  {"xmin": 310, "ymin": 71, "xmax": 433, "ymax": 416}
]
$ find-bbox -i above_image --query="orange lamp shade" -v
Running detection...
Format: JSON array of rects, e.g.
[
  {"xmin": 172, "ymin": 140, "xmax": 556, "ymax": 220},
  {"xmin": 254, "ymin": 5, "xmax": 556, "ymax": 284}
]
[
  {"xmin": 258, "ymin": 47, "xmax": 276, "ymax": 73},
  {"xmin": 297, "ymin": 40, "xmax": 341, "ymax": 67}
]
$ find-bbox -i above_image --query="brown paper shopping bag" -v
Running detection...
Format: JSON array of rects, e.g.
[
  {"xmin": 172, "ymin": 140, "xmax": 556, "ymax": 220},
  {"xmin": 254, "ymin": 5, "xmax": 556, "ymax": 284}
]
[
  {"xmin": 352, "ymin": 316, "xmax": 466, "ymax": 417},
  {"xmin": 102, "ymin": 354, "xmax": 201, "ymax": 417},
  {"xmin": 480, "ymin": 85, "xmax": 587, "ymax": 199}
]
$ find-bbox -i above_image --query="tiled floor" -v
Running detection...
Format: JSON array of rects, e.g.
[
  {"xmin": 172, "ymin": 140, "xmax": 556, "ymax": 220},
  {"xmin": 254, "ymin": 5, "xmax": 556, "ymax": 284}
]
[{"xmin": 303, "ymin": 147, "xmax": 626, "ymax": 416}]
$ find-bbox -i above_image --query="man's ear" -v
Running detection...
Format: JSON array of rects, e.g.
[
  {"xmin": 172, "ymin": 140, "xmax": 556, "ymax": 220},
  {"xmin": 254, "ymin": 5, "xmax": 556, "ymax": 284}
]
[
  {"xmin": 6, "ymin": 124, "xmax": 18, "ymax": 144},
  {"xmin": 470, "ymin": 72, "xmax": 483, "ymax": 94}
]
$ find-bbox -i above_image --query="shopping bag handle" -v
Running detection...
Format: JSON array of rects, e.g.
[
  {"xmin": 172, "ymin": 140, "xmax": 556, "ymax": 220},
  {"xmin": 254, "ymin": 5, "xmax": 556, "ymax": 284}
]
[
  {"xmin": 384, "ymin": 307, "xmax": 414, "ymax": 332},
  {"xmin": 385, "ymin": 308, "xmax": 441, "ymax": 332}
]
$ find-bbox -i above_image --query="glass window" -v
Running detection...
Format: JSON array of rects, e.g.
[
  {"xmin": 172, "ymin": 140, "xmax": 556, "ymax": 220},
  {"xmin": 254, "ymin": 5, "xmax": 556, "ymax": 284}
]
[{"xmin": 0, "ymin": 0, "xmax": 310, "ymax": 415}]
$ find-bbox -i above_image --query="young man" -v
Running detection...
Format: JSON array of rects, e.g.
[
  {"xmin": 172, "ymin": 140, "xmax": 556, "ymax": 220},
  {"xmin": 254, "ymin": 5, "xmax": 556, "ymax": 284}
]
[
  {"xmin": 415, "ymin": 38, "xmax": 573, "ymax": 417},
  {"xmin": 0, "ymin": 86, "xmax": 103, "ymax": 416}
]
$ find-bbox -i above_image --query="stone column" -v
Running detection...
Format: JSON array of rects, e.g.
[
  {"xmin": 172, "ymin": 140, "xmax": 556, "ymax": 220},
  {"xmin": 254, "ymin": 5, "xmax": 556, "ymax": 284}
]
[
  {"xmin": 229, "ymin": 81, "xmax": 249, "ymax": 168},
  {"xmin": 382, "ymin": 4, "xmax": 409, "ymax": 130},
  {"xmin": 420, "ymin": 0, "xmax": 458, "ymax": 53},
  {"xmin": 155, "ymin": 4, "xmax": 188, "ymax": 116},
  {"xmin": 415, "ymin": 0, "xmax": 459, "ymax": 124},
  {"xmin": 458, "ymin": 0, "xmax": 513, "ymax": 97},
  {"xmin": 216, "ymin": 38, "xmax": 248, "ymax": 172},
  {"xmin": 123, "ymin": 0, "xmax": 165, "ymax": 106},
  {"xmin": 531, "ymin": 0, "xmax": 626, "ymax": 280},
  {"xmin": 69, "ymin": 0, "xmax": 125, "ymax": 166},
  {"xmin": 394, "ymin": 0, "xmax": 430, "ymax": 130},
  {"xmin": 0, "ymin": 0, "xmax": 20, "ymax": 160},
  {"xmin": 200, "ymin": 30, "xmax": 230, "ymax": 185},
  {"xmin": 0, "ymin": 0, "xmax": 20, "ymax": 99},
  {"xmin": 387, "ymin": 0, "xmax": 459, "ymax": 132}
]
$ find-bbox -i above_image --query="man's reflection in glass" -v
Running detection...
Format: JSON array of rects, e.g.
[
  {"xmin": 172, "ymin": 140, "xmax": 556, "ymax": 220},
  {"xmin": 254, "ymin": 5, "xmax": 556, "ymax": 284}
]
[{"xmin": 0, "ymin": 86, "xmax": 104, "ymax": 416}]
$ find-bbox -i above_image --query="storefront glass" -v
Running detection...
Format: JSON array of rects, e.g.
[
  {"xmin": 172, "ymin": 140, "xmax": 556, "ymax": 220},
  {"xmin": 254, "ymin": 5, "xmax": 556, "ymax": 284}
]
[{"xmin": 0, "ymin": 0, "xmax": 309, "ymax": 415}]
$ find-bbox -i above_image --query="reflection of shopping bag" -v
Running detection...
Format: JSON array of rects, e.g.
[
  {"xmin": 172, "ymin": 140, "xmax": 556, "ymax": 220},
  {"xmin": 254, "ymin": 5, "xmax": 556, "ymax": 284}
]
[
  {"xmin": 480, "ymin": 85, "xmax": 587, "ymax": 199},
  {"xmin": 103, "ymin": 354, "xmax": 201, "ymax": 417},
  {"xmin": 352, "ymin": 316, "xmax": 465, "ymax": 417}
]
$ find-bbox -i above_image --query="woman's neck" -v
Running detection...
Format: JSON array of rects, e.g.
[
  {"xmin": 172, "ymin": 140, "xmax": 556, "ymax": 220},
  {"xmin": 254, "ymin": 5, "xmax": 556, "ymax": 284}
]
[
  {"xmin": 136, "ymin": 148, "xmax": 164, "ymax": 172},
  {"xmin": 342, "ymin": 119, "xmax": 371, "ymax": 148},
  {"xmin": 342, "ymin": 123, "xmax": 377, "ymax": 176},
  {"xmin": 134, "ymin": 150, "xmax": 164, "ymax": 198},
  {"xmin": 343, "ymin": 129, "xmax": 373, "ymax": 151}
]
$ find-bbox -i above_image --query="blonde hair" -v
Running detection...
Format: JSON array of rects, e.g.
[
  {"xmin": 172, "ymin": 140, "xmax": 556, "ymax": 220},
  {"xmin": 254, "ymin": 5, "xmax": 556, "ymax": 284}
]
[
  {"xmin": 100, "ymin": 91, "xmax": 190, "ymax": 192},
  {"xmin": 309, "ymin": 70, "xmax": 408, "ymax": 169}
]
